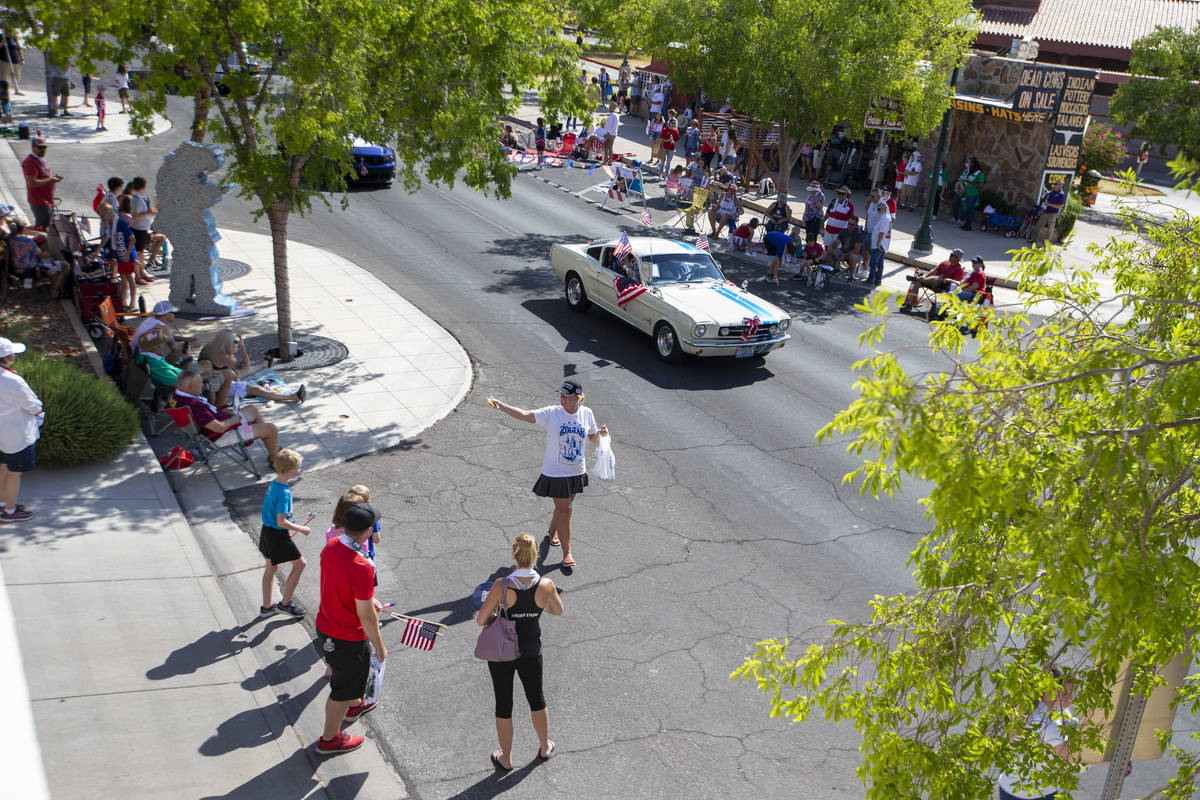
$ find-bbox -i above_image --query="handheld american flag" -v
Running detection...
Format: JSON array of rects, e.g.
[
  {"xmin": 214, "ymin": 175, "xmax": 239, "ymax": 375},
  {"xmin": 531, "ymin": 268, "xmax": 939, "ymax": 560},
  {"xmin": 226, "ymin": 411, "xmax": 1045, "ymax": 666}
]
[
  {"xmin": 696, "ymin": 232, "xmax": 709, "ymax": 251},
  {"xmin": 614, "ymin": 274, "xmax": 647, "ymax": 307},
  {"xmin": 641, "ymin": 209, "xmax": 653, "ymax": 226},
  {"xmin": 612, "ymin": 232, "xmax": 633, "ymax": 260},
  {"xmin": 358, "ymin": 161, "xmax": 369, "ymax": 177},
  {"xmin": 400, "ymin": 617, "xmax": 440, "ymax": 651}
]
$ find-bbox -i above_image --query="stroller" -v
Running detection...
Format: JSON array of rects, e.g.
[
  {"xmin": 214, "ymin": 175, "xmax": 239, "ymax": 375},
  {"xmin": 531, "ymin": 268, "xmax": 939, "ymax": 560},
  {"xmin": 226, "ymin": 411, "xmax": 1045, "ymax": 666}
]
[
  {"xmin": 1015, "ymin": 203, "xmax": 1043, "ymax": 241},
  {"xmin": 978, "ymin": 204, "xmax": 1021, "ymax": 237}
]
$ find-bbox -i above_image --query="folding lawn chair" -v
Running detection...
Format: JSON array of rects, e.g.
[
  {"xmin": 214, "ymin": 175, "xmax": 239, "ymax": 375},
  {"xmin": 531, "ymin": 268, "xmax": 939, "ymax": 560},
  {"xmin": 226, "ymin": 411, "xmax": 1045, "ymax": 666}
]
[
  {"xmin": 673, "ymin": 186, "xmax": 709, "ymax": 231},
  {"xmin": 163, "ymin": 405, "xmax": 264, "ymax": 480},
  {"xmin": 123, "ymin": 355, "xmax": 175, "ymax": 436}
]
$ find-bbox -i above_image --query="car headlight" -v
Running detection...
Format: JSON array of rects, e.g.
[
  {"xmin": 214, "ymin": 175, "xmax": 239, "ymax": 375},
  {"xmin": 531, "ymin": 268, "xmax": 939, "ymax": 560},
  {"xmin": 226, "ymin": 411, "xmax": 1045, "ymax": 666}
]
[
  {"xmin": 719, "ymin": 326, "xmax": 730, "ymax": 337},
  {"xmin": 779, "ymin": 318, "xmax": 790, "ymax": 331},
  {"xmin": 693, "ymin": 324, "xmax": 707, "ymax": 338}
]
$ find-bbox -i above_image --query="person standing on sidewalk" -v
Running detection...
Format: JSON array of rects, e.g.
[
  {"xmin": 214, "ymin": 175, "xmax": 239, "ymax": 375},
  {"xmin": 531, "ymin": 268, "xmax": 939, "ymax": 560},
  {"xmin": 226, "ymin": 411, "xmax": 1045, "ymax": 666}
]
[
  {"xmin": 659, "ymin": 117, "xmax": 679, "ymax": 176},
  {"xmin": 867, "ymin": 197, "xmax": 892, "ymax": 287},
  {"xmin": 1033, "ymin": 179, "xmax": 1066, "ymax": 245},
  {"xmin": 477, "ymin": 533, "xmax": 564, "ymax": 770},
  {"xmin": 21, "ymin": 138, "xmax": 62, "ymax": 229},
  {"xmin": 960, "ymin": 158, "xmax": 985, "ymax": 231},
  {"xmin": 488, "ymin": 380, "xmax": 607, "ymax": 570},
  {"xmin": 0, "ymin": 338, "xmax": 41, "ymax": 523},
  {"xmin": 315, "ymin": 502, "xmax": 387, "ymax": 756},
  {"xmin": 602, "ymin": 102, "xmax": 619, "ymax": 164},
  {"xmin": 259, "ymin": 449, "xmax": 310, "ymax": 617}
]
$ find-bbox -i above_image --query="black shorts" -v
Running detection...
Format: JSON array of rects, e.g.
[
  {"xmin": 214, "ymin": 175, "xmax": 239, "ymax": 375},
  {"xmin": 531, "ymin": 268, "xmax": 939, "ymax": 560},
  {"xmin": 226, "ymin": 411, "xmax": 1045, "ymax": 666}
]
[
  {"xmin": 804, "ymin": 217, "xmax": 822, "ymax": 238},
  {"xmin": 133, "ymin": 229, "xmax": 151, "ymax": 251},
  {"xmin": 1, "ymin": 442, "xmax": 36, "ymax": 472},
  {"xmin": 532, "ymin": 473, "xmax": 587, "ymax": 498},
  {"xmin": 315, "ymin": 631, "xmax": 371, "ymax": 702},
  {"xmin": 259, "ymin": 525, "xmax": 301, "ymax": 565}
]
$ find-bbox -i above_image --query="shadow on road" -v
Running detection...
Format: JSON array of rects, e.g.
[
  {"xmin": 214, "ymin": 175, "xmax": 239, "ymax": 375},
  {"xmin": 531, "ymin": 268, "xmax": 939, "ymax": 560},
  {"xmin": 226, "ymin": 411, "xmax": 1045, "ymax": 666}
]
[
  {"xmin": 520, "ymin": 298, "xmax": 776, "ymax": 391},
  {"xmin": 443, "ymin": 757, "xmax": 543, "ymax": 800},
  {"xmin": 146, "ymin": 616, "xmax": 301, "ymax": 681}
]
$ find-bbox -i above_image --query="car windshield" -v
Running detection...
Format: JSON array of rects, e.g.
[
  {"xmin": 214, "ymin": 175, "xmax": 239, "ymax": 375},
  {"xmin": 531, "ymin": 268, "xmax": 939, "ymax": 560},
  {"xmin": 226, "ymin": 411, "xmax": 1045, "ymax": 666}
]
[{"xmin": 640, "ymin": 252, "xmax": 724, "ymax": 285}]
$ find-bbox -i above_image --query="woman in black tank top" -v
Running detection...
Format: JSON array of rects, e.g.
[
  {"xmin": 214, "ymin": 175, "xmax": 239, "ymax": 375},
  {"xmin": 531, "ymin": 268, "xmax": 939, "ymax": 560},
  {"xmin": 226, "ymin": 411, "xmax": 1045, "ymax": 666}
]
[{"xmin": 476, "ymin": 534, "xmax": 564, "ymax": 770}]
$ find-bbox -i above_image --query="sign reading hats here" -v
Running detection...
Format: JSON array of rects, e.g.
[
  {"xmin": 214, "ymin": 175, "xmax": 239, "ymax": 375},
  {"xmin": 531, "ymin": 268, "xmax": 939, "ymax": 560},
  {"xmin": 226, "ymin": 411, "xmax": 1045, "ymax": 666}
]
[{"xmin": 864, "ymin": 96, "xmax": 905, "ymax": 132}]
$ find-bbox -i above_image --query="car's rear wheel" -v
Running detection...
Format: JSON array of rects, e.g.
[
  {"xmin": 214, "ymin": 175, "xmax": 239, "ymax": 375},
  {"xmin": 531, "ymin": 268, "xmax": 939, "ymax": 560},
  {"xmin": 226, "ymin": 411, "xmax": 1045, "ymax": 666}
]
[
  {"xmin": 654, "ymin": 322, "xmax": 686, "ymax": 363},
  {"xmin": 565, "ymin": 273, "xmax": 591, "ymax": 312}
]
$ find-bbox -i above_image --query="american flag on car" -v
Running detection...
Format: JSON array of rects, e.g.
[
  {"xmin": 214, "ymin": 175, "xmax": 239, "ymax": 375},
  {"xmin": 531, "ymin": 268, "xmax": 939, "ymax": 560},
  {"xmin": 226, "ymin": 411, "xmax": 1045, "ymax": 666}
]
[{"xmin": 614, "ymin": 274, "xmax": 647, "ymax": 307}]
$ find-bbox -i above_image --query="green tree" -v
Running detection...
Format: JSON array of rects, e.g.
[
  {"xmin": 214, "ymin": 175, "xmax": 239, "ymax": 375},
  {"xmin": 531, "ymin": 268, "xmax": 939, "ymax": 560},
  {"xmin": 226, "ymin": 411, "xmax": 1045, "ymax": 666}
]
[
  {"xmin": 1079, "ymin": 121, "xmax": 1129, "ymax": 174},
  {"xmin": 1111, "ymin": 24, "xmax": 1200, "ymax": 164},
  {"xmin": 597, "ymin": 0, "xmax": 974, "ymax": 193},
  {"xmin": 21, "ymin": 0, "xmax": 583, "ymax": 359},
  {"xmin": 733, "ymin": 201, "xmax": 1200, "ymax": 800}
]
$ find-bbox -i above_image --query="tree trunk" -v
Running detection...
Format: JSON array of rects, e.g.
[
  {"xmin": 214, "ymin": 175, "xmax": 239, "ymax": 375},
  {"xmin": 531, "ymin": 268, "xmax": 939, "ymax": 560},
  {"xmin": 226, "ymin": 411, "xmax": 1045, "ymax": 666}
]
[
  {"xmin": 191, "ymin": 84, "xmax": 211, "ymax": 142},
  {"xmin": 267, "ymin": 204, "xmax": 294, "ymax": 362},
  {"xmin": 776, "ymin": 123, "xmax": 805, "ymax": 196},
  {"xmin": 42, "ymin": 50, "xmax": 54, "ymax": 118}
]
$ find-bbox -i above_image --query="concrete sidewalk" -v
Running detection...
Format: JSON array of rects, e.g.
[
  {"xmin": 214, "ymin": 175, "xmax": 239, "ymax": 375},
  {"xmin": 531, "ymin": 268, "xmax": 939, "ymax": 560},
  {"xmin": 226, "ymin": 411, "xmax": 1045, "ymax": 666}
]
[{"xmin": 0, "ymin": 127, "xmax": 472, "ymax": 795}]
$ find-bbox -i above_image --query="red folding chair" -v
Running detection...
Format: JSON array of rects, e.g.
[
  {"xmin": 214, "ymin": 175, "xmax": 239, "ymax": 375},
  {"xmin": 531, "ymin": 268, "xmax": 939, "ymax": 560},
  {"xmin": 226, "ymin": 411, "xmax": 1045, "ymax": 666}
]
[{"xmin": 163, "ymin": 406, "xmax": 263, "ymax": 480}]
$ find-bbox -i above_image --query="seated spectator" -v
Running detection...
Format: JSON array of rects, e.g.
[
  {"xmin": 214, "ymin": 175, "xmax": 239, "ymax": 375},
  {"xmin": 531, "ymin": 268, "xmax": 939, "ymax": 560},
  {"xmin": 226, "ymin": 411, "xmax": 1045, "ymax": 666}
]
[
  {"xmin": 956, "ymin": 256, "xmax": 986, "ymax": 302},
  {"xmin": 170, "ymin": 368, "xmax": 281, "ymax": 463},
  {"xmin": 500, "ymin": 124, "xmax": 519, "ymax": 151},
  {"xmin": 198, "ymin": 329, "xmax": 307, "ymax": 404},
  {"xmin": 792, "ymin": 233, "xmax": 825, "ymax": 282},
  {"xmin": 821, "ymin": 216, "xmax": 865, "ymax": 276},
  {"xmin": 763, "ymin": 228, "xmax": 798, "ymax": 284},
  {"xmin": 764, "ymin": 193, "xmax": 792, "ymax": 234},
  {"xmin": 906, "ymin": 248, "xmax": 965, "ymax": 292},
  {"xmin": 9, "ymin": 221, "xmax": 68, "ymax": 298},
  {"xmin": 708, "ymin": 185, "xmax": 742, "ymax": 238},
  {"xmin": 134, "ymin": 300, "xmax": 188, "ymax": 362},
  {"xmin": 731, "ymin": 218, "xmax": 758, "ymax": 252}
]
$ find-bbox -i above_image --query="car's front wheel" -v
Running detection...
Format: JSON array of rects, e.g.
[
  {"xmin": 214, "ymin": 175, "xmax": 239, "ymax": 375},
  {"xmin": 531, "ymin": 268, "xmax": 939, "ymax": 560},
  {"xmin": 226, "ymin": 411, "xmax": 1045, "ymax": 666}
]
[
  {"xmin": 565, "ymin": 273, "xmax": 591, "ymax": 312},
  {"xmin": 654, "ymin": 322, "xmax": 686, "ymax": 363}
]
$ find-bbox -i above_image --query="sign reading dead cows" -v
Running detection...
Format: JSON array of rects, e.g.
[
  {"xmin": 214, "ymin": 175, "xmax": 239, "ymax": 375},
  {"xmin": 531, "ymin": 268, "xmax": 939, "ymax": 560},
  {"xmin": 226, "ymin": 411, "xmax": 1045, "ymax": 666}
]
[{"xmin": 1011, "ymin": 64, "xmax": 1097, "ymax": 172}]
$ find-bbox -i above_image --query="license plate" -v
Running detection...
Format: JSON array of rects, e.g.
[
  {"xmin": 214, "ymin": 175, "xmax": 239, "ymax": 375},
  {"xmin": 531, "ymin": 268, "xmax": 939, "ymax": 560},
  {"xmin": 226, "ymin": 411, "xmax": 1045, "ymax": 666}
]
[{"xmin": 736, "ymin": 346, "xmax": 755, "ymax": 358}]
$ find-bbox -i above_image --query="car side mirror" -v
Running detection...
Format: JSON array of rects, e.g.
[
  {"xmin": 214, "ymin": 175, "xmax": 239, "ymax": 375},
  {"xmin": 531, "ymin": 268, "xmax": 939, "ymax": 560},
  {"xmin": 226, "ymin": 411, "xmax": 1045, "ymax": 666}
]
[{"xmin": 741, "ymin": 280, "xmax": 749, "ymax": 291}]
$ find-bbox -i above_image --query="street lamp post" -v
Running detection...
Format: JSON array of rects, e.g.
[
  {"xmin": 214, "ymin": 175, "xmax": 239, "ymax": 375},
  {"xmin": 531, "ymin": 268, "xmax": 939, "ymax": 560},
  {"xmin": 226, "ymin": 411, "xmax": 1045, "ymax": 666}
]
[{"xmin": 912, "ymin": 66, "xmax": 959, "ymax": 254}]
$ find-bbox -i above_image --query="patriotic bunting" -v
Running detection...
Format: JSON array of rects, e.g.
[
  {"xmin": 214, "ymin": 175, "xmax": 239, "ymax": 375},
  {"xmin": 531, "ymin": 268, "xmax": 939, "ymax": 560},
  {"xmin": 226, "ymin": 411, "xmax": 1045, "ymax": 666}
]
[{"xmin": 740, "ymin": 316, "xmax": 761, "ymax": 343}]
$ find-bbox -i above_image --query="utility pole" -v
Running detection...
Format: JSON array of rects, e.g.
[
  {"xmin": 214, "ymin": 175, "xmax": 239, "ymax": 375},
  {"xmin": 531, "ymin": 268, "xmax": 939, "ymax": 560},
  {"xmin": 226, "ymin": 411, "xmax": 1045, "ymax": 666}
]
[
  {"xmin": 912, "ymin": 66, "xmax": 958, "ymax": 253},
  {"xmin": 1099, "ymin": 670, "xmax": 1145, "ymax": 800}
]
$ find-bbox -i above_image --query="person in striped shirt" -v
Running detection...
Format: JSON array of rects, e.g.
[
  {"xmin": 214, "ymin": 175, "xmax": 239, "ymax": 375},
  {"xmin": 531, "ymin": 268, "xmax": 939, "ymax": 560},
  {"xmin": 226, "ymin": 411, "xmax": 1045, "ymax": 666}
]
[
  {"xmin": 822, "ymin": 186, "xmax": 855, "ymax": 248},
  {"xmin": 95, "ymin": 86, "xmax": 107, "ymax": 131}
]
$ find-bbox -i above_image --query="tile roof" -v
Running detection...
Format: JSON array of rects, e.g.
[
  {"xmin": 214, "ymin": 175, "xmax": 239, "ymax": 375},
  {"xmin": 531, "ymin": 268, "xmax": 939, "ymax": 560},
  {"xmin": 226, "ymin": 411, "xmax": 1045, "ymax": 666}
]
[{"xmin": 977, "ymin": 0, "xmax": 1200, "ymax": 50}]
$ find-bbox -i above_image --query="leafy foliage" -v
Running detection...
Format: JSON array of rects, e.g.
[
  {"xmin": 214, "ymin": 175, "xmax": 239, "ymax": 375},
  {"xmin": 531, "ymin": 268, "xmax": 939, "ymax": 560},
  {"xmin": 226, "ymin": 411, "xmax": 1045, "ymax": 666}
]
[
  {"xmin": 596, "ymin": 0, "xmax": 975, "ymax": 192},
  {"xmin": 733, "ymin": 198, "xmax": 1200, "ymax": 799},
  {"xmin": 1054, "ymin": 193, "xmax": 1082, "ymax": 241},
  {"xmin": 1111, "ymin": 24, "xmax": 1200, "ymax": 162},
  {"xmin": 1080, "ymin": 122, "xmax": 1129, "ymax": 175},
  {"xmin": 19, "ymin": 353, "xmax": 138, "ymax": 466}
]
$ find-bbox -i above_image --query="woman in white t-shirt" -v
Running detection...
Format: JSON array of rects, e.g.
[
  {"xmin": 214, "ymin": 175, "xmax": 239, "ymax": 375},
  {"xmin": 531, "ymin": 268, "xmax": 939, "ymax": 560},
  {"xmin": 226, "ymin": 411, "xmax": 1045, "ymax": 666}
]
[{"xmin": 488, "ymin": 380, "xmax": 607, "ymax": 570}]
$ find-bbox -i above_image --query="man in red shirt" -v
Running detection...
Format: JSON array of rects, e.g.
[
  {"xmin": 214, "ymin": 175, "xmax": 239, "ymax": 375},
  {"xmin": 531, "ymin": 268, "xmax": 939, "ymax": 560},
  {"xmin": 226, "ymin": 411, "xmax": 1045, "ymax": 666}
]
[
  {"xmin": 907, "ymin": 248, "xmax": 965, "ymax": 292},
  {"xmin": 21, "ymin": 138, "xmax": 62, "ymax": 229},
  {"xmin": 659, "ymin": 117, "xmax": 680, "ymax": 177},
  {"xmin": 314, "ymin": 502, "xmax": 387, "ymax": 755}
]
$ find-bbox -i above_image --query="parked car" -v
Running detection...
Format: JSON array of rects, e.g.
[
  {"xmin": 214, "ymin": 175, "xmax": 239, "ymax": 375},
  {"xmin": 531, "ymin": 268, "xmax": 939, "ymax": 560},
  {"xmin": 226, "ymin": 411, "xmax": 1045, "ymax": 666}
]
[
  {"xmin": 348, "ymin": 139, "xmax": 396, "ymax": 186},
  {"xmin": 550, "ymin": 236, "xmax": 791, "ymax": 362}
]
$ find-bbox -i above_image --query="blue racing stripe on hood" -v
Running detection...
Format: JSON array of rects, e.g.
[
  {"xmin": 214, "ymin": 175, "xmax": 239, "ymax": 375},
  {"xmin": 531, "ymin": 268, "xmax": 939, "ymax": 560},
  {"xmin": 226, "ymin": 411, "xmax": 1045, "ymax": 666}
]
[{"xmin": 710, "ymin": 284, "xmax": 776, "ymax": 322}]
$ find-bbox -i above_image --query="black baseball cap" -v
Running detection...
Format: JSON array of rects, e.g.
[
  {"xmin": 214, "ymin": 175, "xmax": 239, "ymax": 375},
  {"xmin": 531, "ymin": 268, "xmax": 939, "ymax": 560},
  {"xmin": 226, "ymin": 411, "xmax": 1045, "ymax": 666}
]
[
  {"xmin": 343, "ymin": 503, "xmax": 378, "ymax": 534},
  {"xmin": 558, "ymin": 379, "xmax": 583, "ymax": 397}
]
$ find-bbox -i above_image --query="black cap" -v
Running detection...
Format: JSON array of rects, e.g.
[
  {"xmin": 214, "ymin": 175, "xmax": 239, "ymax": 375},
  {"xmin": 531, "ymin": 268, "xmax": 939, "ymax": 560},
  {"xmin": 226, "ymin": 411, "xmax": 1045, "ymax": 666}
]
[
  {"xmin": 558, "ymin": 379, "xmax": 583, "ymax": 397},
  {"xmin": 343, "ymin": 503, "xmax": 378, "ymax": 534}
]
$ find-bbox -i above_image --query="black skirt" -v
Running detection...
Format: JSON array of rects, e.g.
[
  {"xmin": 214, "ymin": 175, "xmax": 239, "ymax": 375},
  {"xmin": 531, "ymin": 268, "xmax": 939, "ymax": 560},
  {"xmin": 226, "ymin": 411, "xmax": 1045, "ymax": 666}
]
[{"xmin": 532, "ymin": 473, "xmax": 588, "ymax": 498}]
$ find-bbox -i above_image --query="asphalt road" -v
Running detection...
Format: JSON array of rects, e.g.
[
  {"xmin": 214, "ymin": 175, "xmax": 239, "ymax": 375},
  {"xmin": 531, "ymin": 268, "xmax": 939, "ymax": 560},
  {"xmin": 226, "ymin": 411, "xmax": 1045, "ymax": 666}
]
[{"xmin": 46, "ymin": 94, "xmax": 947, "ymax": 800}]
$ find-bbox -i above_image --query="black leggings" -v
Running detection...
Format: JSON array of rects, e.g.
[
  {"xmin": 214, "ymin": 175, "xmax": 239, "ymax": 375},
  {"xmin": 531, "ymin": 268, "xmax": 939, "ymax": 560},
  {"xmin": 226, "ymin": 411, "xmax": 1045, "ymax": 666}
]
[{"xmin": 488, "ymin": 655, "xmax": 545, "ymax": 718}]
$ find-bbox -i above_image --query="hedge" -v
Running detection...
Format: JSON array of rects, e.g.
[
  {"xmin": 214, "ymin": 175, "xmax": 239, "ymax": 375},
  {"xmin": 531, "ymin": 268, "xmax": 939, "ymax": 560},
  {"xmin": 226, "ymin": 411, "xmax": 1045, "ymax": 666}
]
[
  {"xmin": 16, "ymin": 353, "xmax": 139, "ymax": 466},
  {"xmin": 1056, "ymin": 194, "xmax": 1083, "ymax": 242}
]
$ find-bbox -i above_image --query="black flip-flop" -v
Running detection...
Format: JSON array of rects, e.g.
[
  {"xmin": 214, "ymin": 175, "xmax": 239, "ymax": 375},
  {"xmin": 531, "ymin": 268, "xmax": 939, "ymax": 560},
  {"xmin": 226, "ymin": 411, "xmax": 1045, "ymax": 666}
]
[
  {"xmin": 490, "ymin": 752, "xmax": 512, "ymax": 772},
  {"xmin": 295, "ymin": 385, "xmax": 306, "ymax": 404},
  {"xmin": 539, "ymin": 740, "xmax": 556, "ymax": 761}
]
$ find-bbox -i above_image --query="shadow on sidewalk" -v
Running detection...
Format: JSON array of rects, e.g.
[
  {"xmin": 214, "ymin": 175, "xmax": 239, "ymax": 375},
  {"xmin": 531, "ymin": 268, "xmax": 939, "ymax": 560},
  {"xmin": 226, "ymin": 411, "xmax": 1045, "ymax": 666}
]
[
  {"xmin": 146, "ymin": 616, "xmax": 301, "ymax": 681},
  {"xmin": 444, "ymin": 757, "xmax": 542, "ymax": 800},
  {"xmin": 199, "ymin": 675, "xmax": 326, "ymax": 756},
  {"xmin": 519, "ymin": 298, "xmax": 775, "ymax": 391},
  {"xmin": 197, "ymin": 746, "xmax": 367, "ymax": 799}
]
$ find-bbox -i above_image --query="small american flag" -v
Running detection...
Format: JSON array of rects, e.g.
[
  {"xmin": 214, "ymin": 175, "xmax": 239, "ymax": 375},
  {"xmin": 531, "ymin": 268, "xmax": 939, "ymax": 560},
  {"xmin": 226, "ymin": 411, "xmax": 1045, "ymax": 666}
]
[
  {"xmin": 358, "ymin": 161, "xmax": 368, "ymax": 176},
  {"xmin": 641, "ymin": 209, "xmax": 653, "ymax": 226},
  {"xmin": 614, "ymin": 274, "xmax": 647, "ymax": 307},
  {"xmin": 612, "ymin": 231, "xmax": 633, "ymax": 260},
  {"xmin": 741, "ymin": 316, "xmax": 761, "ymax": 343},
  {"xmin": 696, "ymin": 233, "xmax": 709, "ymax": 251},
  {"xmin": 401, "ymin": 617, "xmax": 440, "ymax": 651}
]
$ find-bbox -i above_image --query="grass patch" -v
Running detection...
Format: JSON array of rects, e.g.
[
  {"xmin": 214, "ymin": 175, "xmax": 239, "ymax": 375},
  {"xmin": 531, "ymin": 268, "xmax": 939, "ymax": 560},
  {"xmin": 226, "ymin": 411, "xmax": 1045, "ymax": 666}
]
[{"xmin": 1096, "ymin": 178, "xmax": 1163, "ymax": 197}]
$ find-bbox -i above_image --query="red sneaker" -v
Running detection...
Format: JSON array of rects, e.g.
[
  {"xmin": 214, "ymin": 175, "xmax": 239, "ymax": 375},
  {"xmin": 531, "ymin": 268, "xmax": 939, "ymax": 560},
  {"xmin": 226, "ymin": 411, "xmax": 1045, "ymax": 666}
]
[
  {"xmin": 344, "ymin": 700, "xmax": 376, "ymax": 722},
  {"xmin": 316, "ymin": 731, "xmax": 364, "ymax": 755}
]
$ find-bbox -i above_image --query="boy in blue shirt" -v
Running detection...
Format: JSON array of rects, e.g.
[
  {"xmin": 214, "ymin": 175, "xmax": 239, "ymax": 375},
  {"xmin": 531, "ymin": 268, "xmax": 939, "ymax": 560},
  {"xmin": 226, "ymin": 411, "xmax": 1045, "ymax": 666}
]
[{"xmin": 259, "ymin": 449, "xmax": 311, "ymax": 617}]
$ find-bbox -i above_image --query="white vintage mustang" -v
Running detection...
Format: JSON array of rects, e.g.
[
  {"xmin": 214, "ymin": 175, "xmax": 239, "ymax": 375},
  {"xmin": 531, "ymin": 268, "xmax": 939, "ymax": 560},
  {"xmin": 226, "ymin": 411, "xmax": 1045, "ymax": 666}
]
[{"xmin": 550, "ymin": 236, "xmax": 791, "ymax": 362}]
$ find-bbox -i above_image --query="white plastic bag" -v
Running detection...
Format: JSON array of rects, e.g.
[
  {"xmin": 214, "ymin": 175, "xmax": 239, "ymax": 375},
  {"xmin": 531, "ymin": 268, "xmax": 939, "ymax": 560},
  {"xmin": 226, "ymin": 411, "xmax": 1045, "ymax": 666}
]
[
  {"xmin": 593, "ymin": 433, "xmax": 615, "ymax": 481},
  {"xmin": 364, "ymin": 651, "xmax": 387, "ymax": 705}
]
